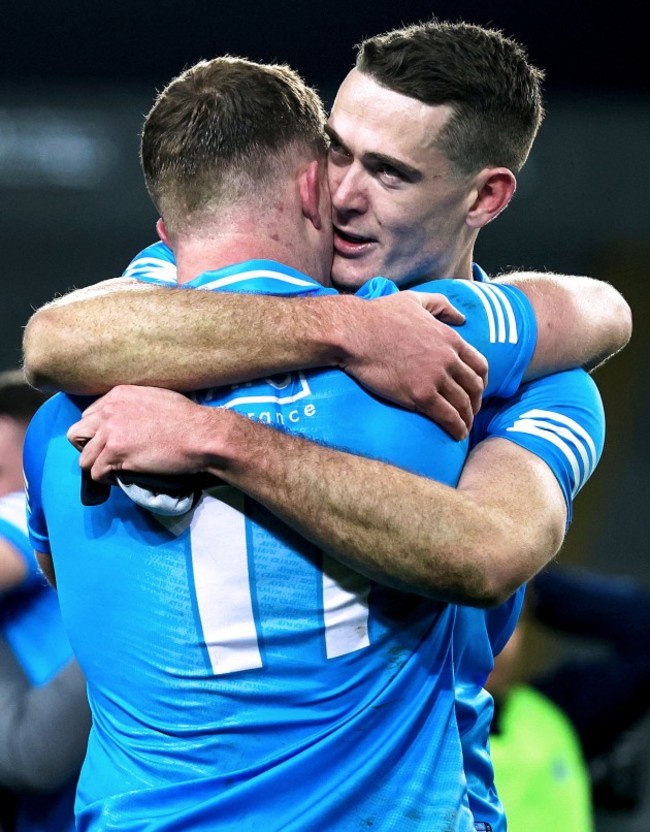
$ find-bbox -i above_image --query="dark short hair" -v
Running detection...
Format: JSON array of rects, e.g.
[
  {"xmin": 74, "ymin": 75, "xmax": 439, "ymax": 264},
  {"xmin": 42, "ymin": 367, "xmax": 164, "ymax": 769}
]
[
  {"xmin": 141, "ymin": 56, "xmax": 328, "ymax": 232},
  {"xmin": 0, "ymin": 369, "xmax": 50, "ymax": 423},
  {"xmin": 356, "ymin": 20, "xmax": 545, "ymax": 175}
]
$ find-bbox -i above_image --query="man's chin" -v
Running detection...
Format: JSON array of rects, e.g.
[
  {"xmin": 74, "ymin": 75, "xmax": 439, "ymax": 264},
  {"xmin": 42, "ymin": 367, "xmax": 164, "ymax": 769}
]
[{"xmin": 330, "ymin": 256, "xmax": 375, "ymax": 292}]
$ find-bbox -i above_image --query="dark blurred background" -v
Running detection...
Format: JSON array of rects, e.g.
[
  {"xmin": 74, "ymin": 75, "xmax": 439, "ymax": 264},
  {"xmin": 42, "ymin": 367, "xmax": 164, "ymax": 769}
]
[{"xmin": 1, "ymin": 3, "xmax": 648, "ymax": 826}]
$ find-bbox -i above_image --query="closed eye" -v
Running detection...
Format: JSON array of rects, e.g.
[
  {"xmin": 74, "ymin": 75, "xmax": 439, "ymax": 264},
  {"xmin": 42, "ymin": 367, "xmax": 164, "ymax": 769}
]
[
  {"xmin": 365, "ymin": 152, "xmax": 421, "ymax": 186},
  {"xmin": 372, "ymin": 161, "xmax": 406, "ymax": 185},
  {"xmin": 327, "ymin": 136, "xmax": 350, "ymax": 164}
]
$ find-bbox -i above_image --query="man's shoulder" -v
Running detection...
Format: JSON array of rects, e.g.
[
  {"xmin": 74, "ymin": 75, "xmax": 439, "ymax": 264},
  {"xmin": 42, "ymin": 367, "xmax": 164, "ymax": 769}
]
[
  {"xmin": 28, "ymin": 393, "xmax": 89, "ymax": 433},
  {"xmin": 517, "ymin": 368, "xmax": 602, "ymax": 408}
]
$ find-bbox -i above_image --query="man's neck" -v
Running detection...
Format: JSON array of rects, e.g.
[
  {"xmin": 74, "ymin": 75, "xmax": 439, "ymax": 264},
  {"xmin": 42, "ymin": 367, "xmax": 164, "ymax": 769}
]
[{"xmin": 435, "ymin": 244, "xmax": 475, "ymax": 282}]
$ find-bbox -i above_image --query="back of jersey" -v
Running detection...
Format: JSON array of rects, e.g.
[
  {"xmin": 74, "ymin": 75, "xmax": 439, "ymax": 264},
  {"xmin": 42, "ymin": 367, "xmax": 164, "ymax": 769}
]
[
  {"xmin": 25, "ymin": 259, "xmax": 538, "ymax": 831},
  {"xmin": 26, "ymin": 374, "xmax": 472, "ymax": 832}
]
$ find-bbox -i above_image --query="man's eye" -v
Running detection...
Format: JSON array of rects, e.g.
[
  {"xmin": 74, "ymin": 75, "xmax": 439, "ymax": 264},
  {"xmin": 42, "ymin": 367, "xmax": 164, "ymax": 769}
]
[
  {"xmin": 327, "ymin": 143, "xmax": 351, "ymax": 166},
  {"xmin": 377, "ymin": 165, "xmax": 404, "ymax": 184}
]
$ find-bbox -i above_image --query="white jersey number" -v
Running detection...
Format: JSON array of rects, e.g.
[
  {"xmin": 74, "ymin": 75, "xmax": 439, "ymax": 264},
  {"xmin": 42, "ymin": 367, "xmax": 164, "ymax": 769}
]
[{"xmin": 189, "ymin": 492, "xmax": 371, "ymax": 675}]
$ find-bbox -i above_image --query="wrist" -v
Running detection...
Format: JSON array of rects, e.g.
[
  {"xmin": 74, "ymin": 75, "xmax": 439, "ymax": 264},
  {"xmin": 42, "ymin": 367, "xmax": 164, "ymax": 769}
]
[
  {"xmin": 314, "ymin": 294, "xmax": 366, "ymax": 369},
  {"xmin": 197, "ymin": 407, "xmax": 257, "ymax": 481}
]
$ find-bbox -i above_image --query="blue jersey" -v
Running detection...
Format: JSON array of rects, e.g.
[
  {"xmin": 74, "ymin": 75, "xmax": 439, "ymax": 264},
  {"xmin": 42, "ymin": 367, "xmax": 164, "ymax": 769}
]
[
  {"xmin": 0, "ymin": 492, "xmax": 77, "ymax": 832},
  {"xmin": 122, "ymin": 245, "xmax": 607, "ymax": 832},
  {"xmin": 445, "ymin": 265, "xmax": 606, "ymax": 832},
  {"xmin": 25, "ymin": 257, "xmax": 538, "ymax": 832},
  {"xmin": 455, "ymin": 367, "xmax": 605, "ymax": 831}
]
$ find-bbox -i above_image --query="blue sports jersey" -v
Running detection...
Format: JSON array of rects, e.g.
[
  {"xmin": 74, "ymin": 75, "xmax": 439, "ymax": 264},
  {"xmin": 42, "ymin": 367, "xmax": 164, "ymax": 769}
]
[
  {"xmin": 0, "ymin": 492, "xmax": 77, "ymax": 832},
  {"xmin": 120, "ymin": 244, "xmax": 607, "ymax": 832},
  {"xmin": 24, "ymin": 258, "xmax": 539, "ymax": 832},
  {"xmin": 455, "ymin": 368, "xmax": 605, "ymax": 831},
  {"xmin": 447, "ymin": 267, "xmax": 606, "ymax": 832}
]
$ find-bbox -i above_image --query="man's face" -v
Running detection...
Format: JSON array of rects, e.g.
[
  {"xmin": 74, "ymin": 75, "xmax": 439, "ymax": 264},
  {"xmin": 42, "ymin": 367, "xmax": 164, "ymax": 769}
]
[
  {"xmin": 327, "ymin": 69, "xmax": 476, "ymax": 290},
  {"xmin": 0, "ymin": 416, "xmax": 27, "ymax": 497}
]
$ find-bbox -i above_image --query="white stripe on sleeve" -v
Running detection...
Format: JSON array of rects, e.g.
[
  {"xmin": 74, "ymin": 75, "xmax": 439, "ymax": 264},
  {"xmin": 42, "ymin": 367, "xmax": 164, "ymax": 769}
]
[
  {"xmin": 506, "ymin": 408, "xmax": 598, "ymax": 495},
  {"xmin": 465, "ymin": 282, "xmax": 519, "ymax": 344}
]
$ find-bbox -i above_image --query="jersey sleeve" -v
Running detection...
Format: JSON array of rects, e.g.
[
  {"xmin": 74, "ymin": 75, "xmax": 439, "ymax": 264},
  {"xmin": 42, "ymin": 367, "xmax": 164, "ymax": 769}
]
[
  {"xmin": 23, "ymin": 393, "xmax": 83, "ymax": 554},
  {"xmin": 471, "ymin": 368, "xmax": 605, "ymax": 526},
  {"xmin": 414, "ymin": 279, "xmax": 537, "ymax": 399}
]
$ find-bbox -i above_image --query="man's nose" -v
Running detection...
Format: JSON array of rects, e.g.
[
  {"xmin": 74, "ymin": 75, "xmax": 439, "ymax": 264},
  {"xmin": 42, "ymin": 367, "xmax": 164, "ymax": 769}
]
[{"xmin": 330, "ymin": 166, "xmax": 368, "ymax": 216}]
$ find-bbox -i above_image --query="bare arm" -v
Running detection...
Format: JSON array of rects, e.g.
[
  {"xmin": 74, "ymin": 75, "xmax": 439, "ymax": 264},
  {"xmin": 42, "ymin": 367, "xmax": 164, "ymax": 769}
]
[
  {"xmin": 0, "ymin": 637, "xmax": 90, "ymax": 791},
  {"xmin": 24, "ymin": 280, "xmax": 486, "ymax": 439},
  {"xmin": 24, "ymin": 270, "xmax": 630, "ymax": 409},
  {"xmin": 497, "ymin": 272, "xmax": 632, "ymax": 377},
  {"xmin": 68, "ymin": 386, "xmax": 567, "ymax": 607},
  {"xmin": 214, "ymin": 425, "xmax": 567, "ymax": 607}
]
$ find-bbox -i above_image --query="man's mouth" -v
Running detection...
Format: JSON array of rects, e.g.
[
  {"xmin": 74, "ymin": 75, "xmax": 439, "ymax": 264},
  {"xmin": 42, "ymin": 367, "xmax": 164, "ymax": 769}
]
[{"xmin": 333, "ymin": 227, "xmax": 375, "ymax": 257}]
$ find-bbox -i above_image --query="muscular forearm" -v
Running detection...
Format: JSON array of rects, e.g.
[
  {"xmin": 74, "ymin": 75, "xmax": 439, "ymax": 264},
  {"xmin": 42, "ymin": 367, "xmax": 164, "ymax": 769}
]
[
  {"xmin": 198, "ymin": 412, "xmax": 565, "ymax": 606},
  {"xmin": 0, "ymin": 642, "xmax": 90, "ymax": 791},
  {"xmin": 212, "ymin": 414, "xmax": 564, "ymax": 606},
  {"xmin": 71, "ymin": 387, "xmax": 567, "ymax": 606},
  {"xmin": 498, "ymin": 272, "xmax": 632, "ymax": 376},
  {"xmin": 25, "ymin": 283, "xmax": 487, "ymax": 438},
  {"xmin": 23, "ymin": 280, "xmax": 356, "ymax": 395}
]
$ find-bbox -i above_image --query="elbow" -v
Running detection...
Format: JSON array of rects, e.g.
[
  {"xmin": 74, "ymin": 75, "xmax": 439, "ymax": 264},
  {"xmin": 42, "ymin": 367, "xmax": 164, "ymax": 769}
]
[
  {"xmin": 614, "ymin": 293, "xmax": 633, "ymax": 353},
  {"xmin": 602, "ymin": 283, "xmax": 633, "ymax": 355},
  {"xmin": 435, "ymin": 557, "xmax": 521, "ymax": 609},
  {"xmin": 451, "ymin": 536, "xmax": 556, "ymax": 609},
  {"xmin": 590, "ymin": 285, "xmax": 633, "ymax": 370},
  {"xmin": 22, "ymin": 310, "xmax": 65, "ymax": 392},
  {"xmin": 457, "ymin": 570, "xmax": 520, "ymax": 609},
  {"xmin": 474, "ymin": 573, "xmax": 526, "ymax": 609},
  {"xmin": 462, "ymin": 572, "xmax": 527, "ymax": 611}
]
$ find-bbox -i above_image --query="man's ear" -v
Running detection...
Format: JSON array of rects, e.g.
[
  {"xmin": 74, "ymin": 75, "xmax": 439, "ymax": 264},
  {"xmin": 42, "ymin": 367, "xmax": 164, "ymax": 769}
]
[
  {"xmin": 156, "ymin": 218, "xmax": 172, "ymax": 245},
  {"xmin": 299, "ymin": 160, "xmax": 324, "ymax": 231},
  {"xmin": 466, "ymin": 168, "xmax": 517, "ymax": 228}
]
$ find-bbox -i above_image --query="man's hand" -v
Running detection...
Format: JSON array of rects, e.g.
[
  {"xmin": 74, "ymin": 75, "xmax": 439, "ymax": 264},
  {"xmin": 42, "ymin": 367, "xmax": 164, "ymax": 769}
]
[
  {"xmin": 67, "ymin": 386, "xmax": 218, "ymax": 483},
  {"xmin": 340, "ymin": 291, "xmax": 488, "ymax": 439}
]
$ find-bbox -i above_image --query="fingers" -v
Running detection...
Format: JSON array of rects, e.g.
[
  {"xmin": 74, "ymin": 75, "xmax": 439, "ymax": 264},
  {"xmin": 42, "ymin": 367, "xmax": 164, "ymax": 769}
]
[
  {"xmin": 428, "ymin": 380, "xmax": 474, "ymax": 439},
  {"xmin": 451, "ymin": 355, "xmax": 487, "ymax": 416},
  {"xmin": 67, "ymin": 413, "xmax": 114, "ymax": 483},
  {"xmin": 419, "ymin": 391, "xmax": 471, "ymax": 441},
  {"xmin": 411, "ymin": 292, "xmax": 466, "ymax": 325},
  {"xmin": 67, "ymin": 415, "xmax": 100, "ymax": 452},
  {"xmin": 458, "ymin": 342, "xmax": 489, "ymax": 392},
  {"xmin": 75, "ymin": 432, "xmax": 108, "ymax": 481},
  {"xmin": 407, "ymin": 355, "xmax": 485, "ymax": 438}
]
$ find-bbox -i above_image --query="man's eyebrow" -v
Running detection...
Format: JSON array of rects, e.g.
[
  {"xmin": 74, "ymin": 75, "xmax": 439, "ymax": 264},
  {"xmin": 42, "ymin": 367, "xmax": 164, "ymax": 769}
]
[
  {"xmin": 325, "ymin": 125, "xmax": 422, "ymax": 181},
  {"xmin": 364, "ymin": 151, "xmax": 422, "ymax": 182},
  {"xmin": 324, "ymin": 125, "xmax": 342, "ymax": 144}
]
